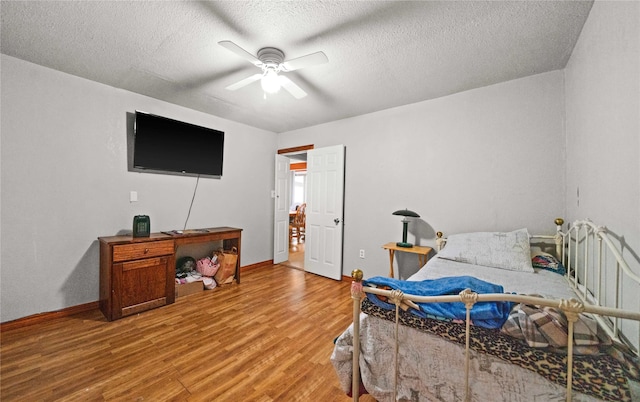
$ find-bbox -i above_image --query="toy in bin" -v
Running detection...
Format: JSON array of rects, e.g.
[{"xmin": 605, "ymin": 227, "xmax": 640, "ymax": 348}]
[
  {"xmin": 196, "ymin": 255, "xmax": 220, "ymax": 290},
  {"xmin": 175, "ymin": 256, "xmax": 196, "ymax": 279},
  {"xmin": 196, "ymin": 255, "xmax": 220, "ymax": 277}
]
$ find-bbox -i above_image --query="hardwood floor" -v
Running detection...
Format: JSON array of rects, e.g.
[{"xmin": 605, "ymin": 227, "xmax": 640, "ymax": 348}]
[
  {"xmin": 286, "ymin": 238, "xmax": 305, "ymax": 270},
  {"xmin": 1, "ymin": 265, "xmax": 375, "ymax": 401}
]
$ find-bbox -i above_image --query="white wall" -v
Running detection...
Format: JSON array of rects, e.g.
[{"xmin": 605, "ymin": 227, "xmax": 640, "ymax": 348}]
[
  {"xmin": 278, "ymin": 71, "xmax": 566, "ymax": 279},
  {"xmin": 0, "ymin": 55, "xmax": 277, "ymax": 323},
  {"xmin": 564, "ymin": 1, "xmax": 640, "ymax": 345},
  {"xmin": 5, "ymin": 1, "xmax": 636, "ymax": 335}
]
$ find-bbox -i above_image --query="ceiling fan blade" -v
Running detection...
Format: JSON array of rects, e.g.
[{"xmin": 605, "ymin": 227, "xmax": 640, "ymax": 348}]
[
  {"xmin": 278, "ymin": 75, "xmax": 307, "ymax": 99},
  {"xmin": 196, "ymin": 3, "xmax": 248, "ymax": 37},
  {"xmin": 281, "ymin": 51, "xmax": 328, "ymax": 72},
  {"xmin": 218, "ymin": 41, "xmax": 262, "ymax": 67},
  {"xmin": 225, "ymin": 73, "xmax": 262, "ymax": 91},
  {"xmin": 180, "ymin": 66, "xmax": 248, "ymax": 90}
]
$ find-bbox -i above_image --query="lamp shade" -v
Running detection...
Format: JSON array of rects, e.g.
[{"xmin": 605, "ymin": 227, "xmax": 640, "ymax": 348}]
[{"xmin": 392, "ymin": 209, "xmax": 420, "ymax": 218}]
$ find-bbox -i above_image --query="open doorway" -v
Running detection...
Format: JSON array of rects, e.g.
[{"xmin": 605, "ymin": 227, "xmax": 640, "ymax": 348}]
[
  {"xmin": 273, "ymin": 147, "xmax": 311, "ymax": 268},
  {"xmin": 286, "ymin": 154, "xmax": 307, "ymax": 270}
]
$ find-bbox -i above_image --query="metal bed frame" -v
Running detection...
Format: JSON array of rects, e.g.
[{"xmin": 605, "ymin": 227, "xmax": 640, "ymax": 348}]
[{"xmin": 349, "ymin": 219, "xmax": 640, "ymax": 402}]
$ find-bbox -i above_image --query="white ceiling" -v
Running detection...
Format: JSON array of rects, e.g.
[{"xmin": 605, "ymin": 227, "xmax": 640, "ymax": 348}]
[{"xmin": 1, "ymin": 1, "xmax": 593, "ymax": 133}]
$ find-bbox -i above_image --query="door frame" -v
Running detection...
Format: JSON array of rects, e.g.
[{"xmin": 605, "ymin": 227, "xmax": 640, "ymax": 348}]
[{"xmin": 277, "ymin": 144, "xmax": 315, "ymax": 156}]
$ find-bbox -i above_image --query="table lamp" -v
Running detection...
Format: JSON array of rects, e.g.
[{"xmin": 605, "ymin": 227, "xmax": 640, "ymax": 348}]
[{"xmin": 392, "ymin": 209, "xmax": 420, "ymax": 248}]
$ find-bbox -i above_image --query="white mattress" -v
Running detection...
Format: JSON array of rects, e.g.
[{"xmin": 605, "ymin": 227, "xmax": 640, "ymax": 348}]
[{"xmin": 410, "ymin": 256, "xmax": 577, "ymax": 300}]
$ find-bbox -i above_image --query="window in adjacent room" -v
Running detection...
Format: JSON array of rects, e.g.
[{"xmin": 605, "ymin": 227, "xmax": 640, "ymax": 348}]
[{"xmin": 292, "ymin": 171, "xmax": 306, "ymax": 209}]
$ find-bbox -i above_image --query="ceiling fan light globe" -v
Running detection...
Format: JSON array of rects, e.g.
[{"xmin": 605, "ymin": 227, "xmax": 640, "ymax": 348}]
[{"xmin": 261, "ymin": 70, "xmax": 281, "ymax": 94}]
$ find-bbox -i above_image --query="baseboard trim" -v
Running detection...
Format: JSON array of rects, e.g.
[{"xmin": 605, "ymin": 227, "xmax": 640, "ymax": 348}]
[
  {"xmin": 241, "ymin": 260, "xmax": 273, "ymax": 272},
  {"xmin": 1, "ymin": 261, "xmax": 275, "ymax": 331},
  {"xmin": 1, "ymin": 301, "xmax": 100, "ymax": 332}
]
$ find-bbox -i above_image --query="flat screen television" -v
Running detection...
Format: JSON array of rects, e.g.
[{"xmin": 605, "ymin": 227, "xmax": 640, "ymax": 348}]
[{"xmin": 133, "ymin": 111, "xmax": 224, "ymax": 178}]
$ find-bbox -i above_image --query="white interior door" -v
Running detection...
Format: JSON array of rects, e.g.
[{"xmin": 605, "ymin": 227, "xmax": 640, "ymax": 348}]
[
  {"xmin": 304, "ymin": 145, "xmax": 345, "ymax": 280},
  {"xmin": 273, "ymin": 154, "xmax": 290, "ymax": 264}
]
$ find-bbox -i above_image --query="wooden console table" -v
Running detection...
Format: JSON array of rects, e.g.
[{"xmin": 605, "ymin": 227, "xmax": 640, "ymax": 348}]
[
  {"xmin": 99, "ymin": 227, "xmax": 242, "ymax": 321},
  {"xmin": 382, "ymin": 242, "xmax": 432, "ymax": 278}
]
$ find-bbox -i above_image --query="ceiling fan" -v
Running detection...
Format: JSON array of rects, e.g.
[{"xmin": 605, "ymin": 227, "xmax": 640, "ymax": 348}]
[{"xmin": 218, "ymin": 40, "xmax": 328, "ymax": 99}]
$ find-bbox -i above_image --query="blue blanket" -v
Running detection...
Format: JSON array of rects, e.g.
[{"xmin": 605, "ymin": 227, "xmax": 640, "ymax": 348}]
[{"xmin": 364, "ymin": 276, "xmax": 514, "ymax": 329}]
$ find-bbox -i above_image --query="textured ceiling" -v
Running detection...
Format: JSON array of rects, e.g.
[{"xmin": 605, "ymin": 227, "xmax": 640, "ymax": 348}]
[{"xmin": 1, "ymin": 1, "xmax": 593, "ymax": 133}]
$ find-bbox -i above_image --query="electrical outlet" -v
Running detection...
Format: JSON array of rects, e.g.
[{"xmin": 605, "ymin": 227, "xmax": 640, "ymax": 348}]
[{"xmin": 359, "ymin": 249, "xmax": 365, "ymax": 259}]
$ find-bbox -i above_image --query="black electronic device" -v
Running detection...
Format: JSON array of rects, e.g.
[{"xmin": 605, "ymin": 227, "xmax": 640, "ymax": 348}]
[
  {"xmin": 133, "ymin": 215, "xmax": 151, "ymax": 237},
  {"xmin": 133, "ymin": 111, "xmax": 224, "ymax": 178}
]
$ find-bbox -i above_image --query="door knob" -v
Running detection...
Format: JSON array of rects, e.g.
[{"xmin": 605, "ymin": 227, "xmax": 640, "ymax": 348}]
[{"xmin": 334, "ymin": 218, "xmax": 341, "ymax": 225}]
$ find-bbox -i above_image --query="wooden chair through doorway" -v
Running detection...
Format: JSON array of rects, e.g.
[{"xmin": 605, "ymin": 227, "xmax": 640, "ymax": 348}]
[{"xmin": 289, "ymin": 203, "xmax": 306, "ymax": 243}]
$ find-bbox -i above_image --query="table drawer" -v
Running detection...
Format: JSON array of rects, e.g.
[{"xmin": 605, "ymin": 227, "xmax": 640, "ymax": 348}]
[{"xmin": 112, "ymin": 240, "xmax": 174, "ymax": 262}]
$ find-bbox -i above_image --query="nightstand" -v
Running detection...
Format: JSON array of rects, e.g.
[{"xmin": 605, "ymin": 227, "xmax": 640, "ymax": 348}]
[{"xmin": 382, "ymin": 242, "xmax": 433, "ymax": 278}]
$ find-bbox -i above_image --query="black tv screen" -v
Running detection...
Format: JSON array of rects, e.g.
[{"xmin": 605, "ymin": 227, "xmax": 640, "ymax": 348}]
[{"xmin": 133, "ymin": 111, "xmax": 224, "ymax": 178}]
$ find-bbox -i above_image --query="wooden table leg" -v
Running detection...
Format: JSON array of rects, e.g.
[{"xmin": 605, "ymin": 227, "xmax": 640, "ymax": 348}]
[{"xmin": 388, "ymin": 250, "xmax": 395, "ymax": 278}]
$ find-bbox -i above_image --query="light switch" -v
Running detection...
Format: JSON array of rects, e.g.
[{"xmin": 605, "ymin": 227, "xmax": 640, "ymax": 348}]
[{"xmin": 130, "ymin": 191, "xmax": 138, "ymax": 202}]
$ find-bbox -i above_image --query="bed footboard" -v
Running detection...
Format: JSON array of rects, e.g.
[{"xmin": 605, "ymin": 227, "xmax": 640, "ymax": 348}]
[{"xmin": 348, "ymin": 218, "xmax": 640, "ymax": 402}]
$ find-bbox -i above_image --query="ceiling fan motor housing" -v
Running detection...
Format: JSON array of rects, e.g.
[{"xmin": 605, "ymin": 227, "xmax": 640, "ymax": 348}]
[{"xmin": 257, "ymin": 47, "xmax": 285, "ymax": 70}]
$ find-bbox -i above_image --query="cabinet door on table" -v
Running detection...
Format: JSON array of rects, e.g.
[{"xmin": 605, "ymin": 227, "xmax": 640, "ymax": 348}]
[{"xmin": 116, "ymin": 256, "xmax": 169, "ymax": 313}]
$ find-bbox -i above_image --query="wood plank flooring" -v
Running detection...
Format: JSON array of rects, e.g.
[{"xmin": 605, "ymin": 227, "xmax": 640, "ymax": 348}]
[
  {"xmin": 1, "ymin": 265, "xmax": 375, "ymax": 401},
  {"xmin": 286, "ymin": 238, "xmax": 305, "ymax": 270}
]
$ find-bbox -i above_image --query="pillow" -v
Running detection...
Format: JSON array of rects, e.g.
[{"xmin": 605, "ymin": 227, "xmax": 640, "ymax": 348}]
[
  {"xmin": 531, "ymin": 251, "xmax": 566, "ymax": 275},
  {"xmin": 437, "ymin": 228, "xmax": 534, "ymax": 272}
]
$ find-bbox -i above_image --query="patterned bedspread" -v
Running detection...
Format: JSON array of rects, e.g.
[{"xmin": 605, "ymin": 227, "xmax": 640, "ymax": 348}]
[{"xmin": 360, "ymin": 297, "xmax": 639, "ymax": 401}]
